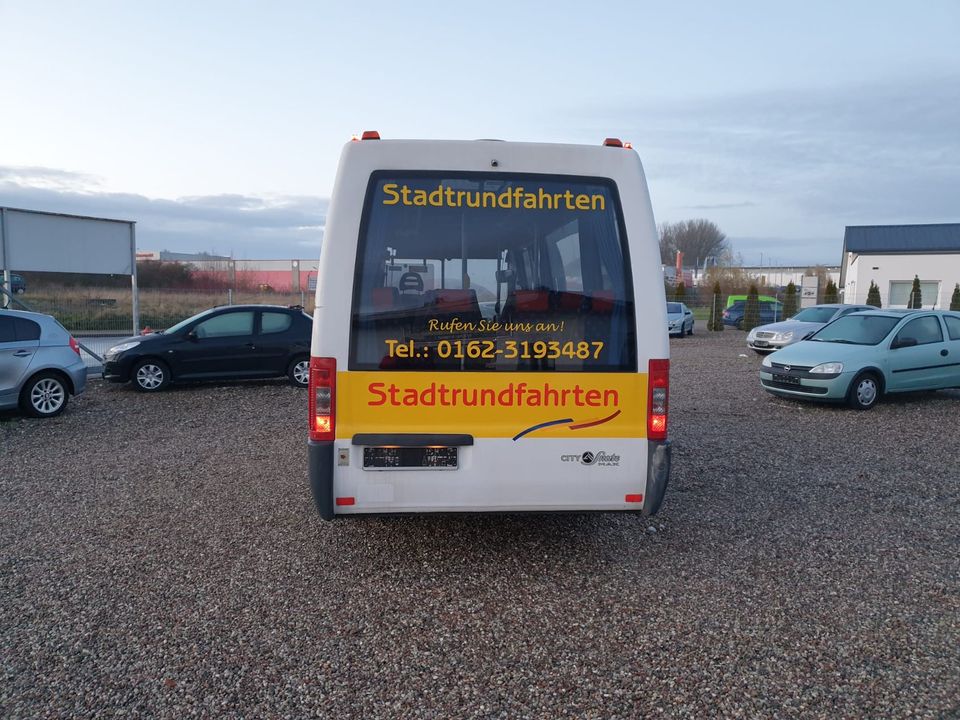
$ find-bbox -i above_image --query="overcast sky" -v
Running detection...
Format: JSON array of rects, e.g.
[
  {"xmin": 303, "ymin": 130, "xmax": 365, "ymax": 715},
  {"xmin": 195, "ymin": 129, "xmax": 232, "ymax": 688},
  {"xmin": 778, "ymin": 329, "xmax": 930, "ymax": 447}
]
[{"xmin": 1, "ymin": 0, "xmax": 958, "ymax": 265}]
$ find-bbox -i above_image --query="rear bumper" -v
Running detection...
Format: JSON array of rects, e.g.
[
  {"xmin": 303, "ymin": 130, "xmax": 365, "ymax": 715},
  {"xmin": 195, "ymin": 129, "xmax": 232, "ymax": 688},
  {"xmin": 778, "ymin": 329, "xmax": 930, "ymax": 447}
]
[
  {"xmin": 308, "ymin": 441, "xmax": 335, "ymax": 520},
  {"xmin": 68, "ymin": 362, "xmax": 88, "ymax": 396},
  {"xmin": 308, "ymin": 438, "xmax": 673, "ymax": 520},
  {"xmin": 643, "ymin": 440, "xmax": 672, "ymax": 516}
]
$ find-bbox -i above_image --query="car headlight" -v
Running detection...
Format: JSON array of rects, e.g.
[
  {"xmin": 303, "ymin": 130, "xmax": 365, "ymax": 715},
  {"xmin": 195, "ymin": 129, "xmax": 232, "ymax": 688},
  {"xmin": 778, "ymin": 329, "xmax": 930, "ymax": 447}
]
[
  {"xmin": 747, "ymin": 329, "xmax": 757, "ymax": 340},
  {"xmin": 761, "ymin": 355, "xmax": 773, "ymax": 367},
  {"xmin": 810, "ymin": 362, "xmax": 843, "ymax": 374},
  {"xmin": 773, "ymin": 331, "xmax": 794, "ymax": 342},
  {"xmin": 107, "ymin": 341, "xmax": 141, "ymax": 354}
]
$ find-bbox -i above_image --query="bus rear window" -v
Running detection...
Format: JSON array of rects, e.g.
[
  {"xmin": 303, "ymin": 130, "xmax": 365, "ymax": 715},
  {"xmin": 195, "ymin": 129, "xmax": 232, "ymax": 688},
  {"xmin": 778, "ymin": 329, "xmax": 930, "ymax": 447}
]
[{"xmin": 349, "ymin": 172, "xmax": 636, "ymax": 372}]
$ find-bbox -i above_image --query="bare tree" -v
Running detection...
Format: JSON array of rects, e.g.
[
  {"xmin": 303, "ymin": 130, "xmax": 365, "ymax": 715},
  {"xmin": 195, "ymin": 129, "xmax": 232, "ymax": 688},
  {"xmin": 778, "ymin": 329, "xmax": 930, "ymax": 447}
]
[{"xmin": 659, "ymin": 219, "xmax": 729, "ymax": 267}]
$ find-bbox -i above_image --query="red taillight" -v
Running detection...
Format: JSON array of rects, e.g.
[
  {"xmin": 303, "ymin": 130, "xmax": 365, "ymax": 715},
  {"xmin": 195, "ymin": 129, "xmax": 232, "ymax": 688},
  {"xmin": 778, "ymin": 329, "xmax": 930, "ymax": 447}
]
[
  {"xmin": 335, "ymin": 497, "xmax": 355, "ymax": 506},
  {"xmin": 648, "ymin": 359, "xmax": 669, "ymax": 441},
  {"xmin": 308, "ymin": 357, "xmax": 336, "ymax": 442},
  {"xmin": 69, "ymin": 337, "xmax": 81, "ymax": 356},
  {"xmin": 361, "ymin": 130, "xmax": 380, "ymax": 140},
  {"xmin": 603, "ymin": 137, "xmax": 623, "ymax": 147},
  {"xmin": 625, "ymin": 494, "xmax": 644, "ymax": 503}
]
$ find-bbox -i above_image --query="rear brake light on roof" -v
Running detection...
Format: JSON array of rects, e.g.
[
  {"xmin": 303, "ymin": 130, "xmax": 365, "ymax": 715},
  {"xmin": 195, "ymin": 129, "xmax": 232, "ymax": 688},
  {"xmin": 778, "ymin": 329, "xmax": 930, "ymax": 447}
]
[
  {"xmin": 603, "ymin": 137, "xmax": 623, "ymax": 147},
  {"xmin": 309, "ymin": 357, "xmax": 337, "ymax": 442},
  {"xmin": 68, "ymin": 337, "xmax": 81, "ymax": 356},
  {"xmin": 648, "ymin": 359, "xmax": 669, "ymax": 441},
  {"xmin": 361, "ymin": 130, "xmax": 380, "ymax": 140}
]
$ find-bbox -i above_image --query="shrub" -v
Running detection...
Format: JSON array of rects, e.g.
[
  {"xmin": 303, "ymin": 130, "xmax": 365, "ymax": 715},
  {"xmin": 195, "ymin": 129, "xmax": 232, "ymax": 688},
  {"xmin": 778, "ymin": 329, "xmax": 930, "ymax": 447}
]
[
  {"xmin": 136, "ymin": 260, "xmax": 196, "ymax": 289},
  {"xmin": 742, "ymin": 283, "xmax": 761, "ymax": 331},
  {"xmin": 823, "ymin": 279, "xmax": 839, "ymax": 304},
  {"xmin": 782, "ymin": 281, "xmax": 798, "ymax": 318},
  {"xmin": 908, "ymin": 275, "xmax": 922, "ymax": 309},
  {"xmin": 951, "ymin": 283, "xmax": 960, "ymax": 311},
  {"xmin": 674, "ymin": 280, "xmax": 686, "ymax": 300},
  {"xmin": 708, "ymin": 281, "xmax": 724, "ymax": 331},
  {"xmin": 866, "ymin": 281, "xmax": 881, "ymax": 308}
]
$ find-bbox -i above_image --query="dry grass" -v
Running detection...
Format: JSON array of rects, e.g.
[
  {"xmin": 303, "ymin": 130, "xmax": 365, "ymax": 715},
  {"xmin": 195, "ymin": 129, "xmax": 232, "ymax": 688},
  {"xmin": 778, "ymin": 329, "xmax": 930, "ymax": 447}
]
[{"xmin": 18, "ymin": 285, "xmax": 315, "ymax": 334}]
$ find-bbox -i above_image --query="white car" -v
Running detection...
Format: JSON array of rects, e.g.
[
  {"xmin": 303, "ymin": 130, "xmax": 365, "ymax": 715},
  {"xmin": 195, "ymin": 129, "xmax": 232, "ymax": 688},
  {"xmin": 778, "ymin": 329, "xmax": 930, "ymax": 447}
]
[
  {"xmin": 747, "ymin": 303, "xmax": 874, "ymax": 354},
  {"xmin": 666, "ymin": 302, "xmax": 694, "ymax": 337}
]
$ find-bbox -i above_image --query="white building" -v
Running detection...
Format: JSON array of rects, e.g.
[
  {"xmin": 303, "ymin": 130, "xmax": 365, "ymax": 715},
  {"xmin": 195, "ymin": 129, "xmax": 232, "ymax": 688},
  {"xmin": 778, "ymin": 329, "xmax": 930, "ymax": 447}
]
[
  {"xmin": 840, "ymin": 224, "xmax": 960, "ymax": 308},
  {"xmin": 688, "ymin": 265, "xmax": 840, "ymax": 288}
]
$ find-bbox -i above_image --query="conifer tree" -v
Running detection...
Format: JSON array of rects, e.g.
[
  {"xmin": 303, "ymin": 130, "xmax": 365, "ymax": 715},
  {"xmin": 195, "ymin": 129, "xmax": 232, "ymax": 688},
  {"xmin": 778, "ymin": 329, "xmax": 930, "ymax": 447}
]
[
  {"xmin": 783, "ymin": 281, "xmax": 799, "ymax": 318},
  {"xmin": 823, "ymin": 279, "xmax": 839, "ymax": 304},
  {"xmin": 742, "ymin": 283, "xmax": 761, "ymax": 331},
  {"xmin": 708, "ymin": 281, "xmax": 724, "ymax": 331},
  {"xmin": 951, "ymin": 283, "xmax": 960, "ymax": 311},
  {"xmin": 908, "ymin": 275, "xmax": 922, "ymax": 309},
  {"xmin": 866, "ymin": 280, "xmax": 881, "ymax": 308}
]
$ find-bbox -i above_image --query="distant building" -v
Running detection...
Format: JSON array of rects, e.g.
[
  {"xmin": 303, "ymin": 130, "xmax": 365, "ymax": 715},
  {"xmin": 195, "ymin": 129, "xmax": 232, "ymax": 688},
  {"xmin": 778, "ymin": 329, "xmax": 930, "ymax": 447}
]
[
  {"xmin": 688, "ymin": 265, "xmax": 840, "ymax": 288},
  {"xmin": 839, "ymin": 224, "xmax": 960, "ymax": 308},
  {"xmin": 139, "ymin": 251, "xmax": 319, "ymax": 292}
]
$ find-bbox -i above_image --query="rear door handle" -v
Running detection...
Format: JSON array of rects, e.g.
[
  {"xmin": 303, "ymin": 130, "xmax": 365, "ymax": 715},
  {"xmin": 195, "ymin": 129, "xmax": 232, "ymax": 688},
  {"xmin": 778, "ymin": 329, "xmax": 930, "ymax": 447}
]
[
  {"xmin": 13, "ymin": 350, "xmax": 32, "ymax": 357},
  {"xmin": 245, "ymin": 343, "xmax": 256, "ymax": 349}
]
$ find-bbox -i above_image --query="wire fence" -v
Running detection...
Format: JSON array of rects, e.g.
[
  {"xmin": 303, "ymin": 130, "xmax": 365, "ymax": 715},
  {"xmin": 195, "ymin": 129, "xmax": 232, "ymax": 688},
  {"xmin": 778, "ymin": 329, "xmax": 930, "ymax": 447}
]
[
  {"xmin": 666, "ymin": 291, "xmax": 795, "ymax": 327},
  {"xmin": 7, "ymin": 286, "xmax": 315, "ymax": 337}
]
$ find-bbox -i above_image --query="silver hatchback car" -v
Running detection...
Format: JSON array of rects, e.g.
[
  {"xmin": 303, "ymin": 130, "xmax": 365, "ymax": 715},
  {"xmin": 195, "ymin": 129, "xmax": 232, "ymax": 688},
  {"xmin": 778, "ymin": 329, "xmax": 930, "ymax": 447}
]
[{"xmin": 0, "ymin": 309, "xmax": 87, "ymax": 418}]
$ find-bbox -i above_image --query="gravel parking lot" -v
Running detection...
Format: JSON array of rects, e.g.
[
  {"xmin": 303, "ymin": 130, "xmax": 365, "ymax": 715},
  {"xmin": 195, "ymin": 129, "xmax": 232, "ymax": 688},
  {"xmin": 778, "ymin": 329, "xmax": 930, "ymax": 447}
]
[{"xmin": 2, "ymin": 330, "xmax": 959, "ymax": 719}]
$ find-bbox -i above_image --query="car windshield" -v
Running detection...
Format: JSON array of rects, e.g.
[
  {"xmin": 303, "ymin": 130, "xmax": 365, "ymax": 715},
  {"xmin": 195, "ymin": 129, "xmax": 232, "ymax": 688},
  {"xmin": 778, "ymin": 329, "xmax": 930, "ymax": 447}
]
[
  {"xmin": 164, "ymin": 308, "xmax": 218, "ymax": 335},
  {"xmin": 809, "ymin": 315, "xmax": 899, "ymax": 345},
  {"xmin": 792, "ymin": 307, "xmax": 838, "ymax": 323},
  {"xmin": 666, "ymin": 303, "xmax": 682, "ymax": 313}
]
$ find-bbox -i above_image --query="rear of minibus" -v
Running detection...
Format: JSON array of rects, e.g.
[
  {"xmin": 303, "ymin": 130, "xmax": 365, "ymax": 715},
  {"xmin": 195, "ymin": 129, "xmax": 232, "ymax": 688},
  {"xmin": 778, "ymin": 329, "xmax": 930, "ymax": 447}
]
[{"xmin": 308, "ymin": 136, "xmax": 670, "ymax": 519}]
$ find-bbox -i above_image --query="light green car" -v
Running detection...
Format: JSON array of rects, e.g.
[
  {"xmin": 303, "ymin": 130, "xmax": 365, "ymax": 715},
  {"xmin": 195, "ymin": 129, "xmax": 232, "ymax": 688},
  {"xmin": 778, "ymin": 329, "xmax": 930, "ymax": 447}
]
[{"xmin": 759, "ymin": 309, "xmax": 960, "ymax": 409}]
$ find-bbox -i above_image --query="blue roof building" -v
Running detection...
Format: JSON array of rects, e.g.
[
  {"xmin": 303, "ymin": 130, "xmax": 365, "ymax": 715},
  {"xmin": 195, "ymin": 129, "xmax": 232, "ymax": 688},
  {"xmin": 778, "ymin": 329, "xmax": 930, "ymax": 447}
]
[{"xmin": 840, "ymin": 224, "xmax": 960, "ymax": 308}]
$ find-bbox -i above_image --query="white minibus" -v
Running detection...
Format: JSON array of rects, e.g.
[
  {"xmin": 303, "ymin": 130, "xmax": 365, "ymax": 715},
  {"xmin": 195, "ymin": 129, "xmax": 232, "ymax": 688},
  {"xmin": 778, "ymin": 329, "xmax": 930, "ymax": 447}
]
[{"xmin": 308, "ymin": 132, "xmax": 670, "ymax": 519}]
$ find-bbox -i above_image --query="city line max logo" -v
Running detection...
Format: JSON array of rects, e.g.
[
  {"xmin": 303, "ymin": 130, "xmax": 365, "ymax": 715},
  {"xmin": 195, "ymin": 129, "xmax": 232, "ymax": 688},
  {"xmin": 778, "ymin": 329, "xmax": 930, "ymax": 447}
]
[{"xmin": 561, "ymin": 451, "xmax": 621, "ymax": 467}]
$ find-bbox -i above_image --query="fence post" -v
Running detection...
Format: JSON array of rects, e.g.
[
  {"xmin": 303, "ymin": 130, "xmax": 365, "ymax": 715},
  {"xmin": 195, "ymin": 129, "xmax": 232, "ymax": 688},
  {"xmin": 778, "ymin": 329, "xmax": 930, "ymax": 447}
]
[
  {"xmin": 228, "ymin": 288, "xmax": 233, "ymax": 306},
  {"xmin": 130, "ymin": 223, "xmax": 140, "ymax": 334}
]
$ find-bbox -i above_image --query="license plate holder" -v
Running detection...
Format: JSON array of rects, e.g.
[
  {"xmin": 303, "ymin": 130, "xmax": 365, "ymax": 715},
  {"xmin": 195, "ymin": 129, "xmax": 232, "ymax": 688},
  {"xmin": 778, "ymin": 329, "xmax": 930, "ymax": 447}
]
[
  {"xmin": 362, "ymin": 446, "xmax": 459, "ymax": 470},
  {"xmin": 773, "ymin": 373, "xmax": 801, "ymax": 386}
]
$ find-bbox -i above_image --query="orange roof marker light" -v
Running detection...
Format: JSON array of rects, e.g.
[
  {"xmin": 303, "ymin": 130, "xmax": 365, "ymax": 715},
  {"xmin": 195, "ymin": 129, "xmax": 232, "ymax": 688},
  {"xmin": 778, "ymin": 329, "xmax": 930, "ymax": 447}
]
[{"xmin": 361, "ymin": 130, "xmax": 381, "ymax": 140}]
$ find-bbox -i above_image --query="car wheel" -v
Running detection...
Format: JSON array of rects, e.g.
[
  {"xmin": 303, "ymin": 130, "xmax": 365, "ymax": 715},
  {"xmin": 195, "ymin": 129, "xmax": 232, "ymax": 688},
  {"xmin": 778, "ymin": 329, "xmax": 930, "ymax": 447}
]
[
  {"xmin": 687, "ymin": 322, "xmax": 694, "ymax": 336},
  {"xmin": 133, "ymin": 359, "xmax": 170, "ymax": 392},
  {"xmin": 20, "ymin": 372, "xmax": 69, "ymax": 418},
  {"xmin": 15, "ymin": 287, "xmax": 26, "ymax": 295},
  {"xmin": 847, "ymin": 372, "xmax": 881, "ymax": 410},
  {"xmin": 288, "ymin": 356, "xmax": 310, "ymax": 387}
]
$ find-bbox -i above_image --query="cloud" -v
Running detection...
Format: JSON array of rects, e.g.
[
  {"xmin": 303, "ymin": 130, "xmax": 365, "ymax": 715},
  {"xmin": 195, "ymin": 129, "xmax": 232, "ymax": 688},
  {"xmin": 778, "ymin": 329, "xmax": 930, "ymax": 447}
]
[
  {"xmin": 0, "ymin": 169, "xmax": 326, "ymax": 259},
  {"xmin": 602, "ymin": 73, "xmax": 960, "ymax": 245},
  {"xmin": 0, "ymin": 166, "xmax": 102, "ymax": 192},
  {"xmin": 683, "ymin": 201, "xmax": 757, "ymax": 210}
]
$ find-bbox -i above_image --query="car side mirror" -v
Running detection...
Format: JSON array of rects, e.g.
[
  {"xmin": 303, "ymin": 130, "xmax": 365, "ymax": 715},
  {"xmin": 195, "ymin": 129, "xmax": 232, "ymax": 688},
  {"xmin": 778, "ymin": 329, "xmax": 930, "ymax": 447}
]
[
  {"xmin": 186, "ymin": 330, "xmax": 199, "ymax": 342},
  {"xmin": 892, "ymin": 337, "xmax": 917, "ymax": 349}
]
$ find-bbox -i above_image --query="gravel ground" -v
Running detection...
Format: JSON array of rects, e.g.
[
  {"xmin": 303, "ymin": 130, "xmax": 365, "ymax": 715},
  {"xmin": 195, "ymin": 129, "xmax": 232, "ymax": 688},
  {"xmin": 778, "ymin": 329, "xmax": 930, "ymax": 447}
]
[{"xmin": 2, "ymin": 330, "xmax": 959, "ymax": 719}]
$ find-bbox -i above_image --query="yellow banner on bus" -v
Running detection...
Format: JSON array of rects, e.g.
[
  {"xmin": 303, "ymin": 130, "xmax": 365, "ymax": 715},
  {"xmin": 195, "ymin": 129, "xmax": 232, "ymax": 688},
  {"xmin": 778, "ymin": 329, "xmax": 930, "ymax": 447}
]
[{"xmin": 336, "ymin": 372, "xmax": 647, "ymax": 440}]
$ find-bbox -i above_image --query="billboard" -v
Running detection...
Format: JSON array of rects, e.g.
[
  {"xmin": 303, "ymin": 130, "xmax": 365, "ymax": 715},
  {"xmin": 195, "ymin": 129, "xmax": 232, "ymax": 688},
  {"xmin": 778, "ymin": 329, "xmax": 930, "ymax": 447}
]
[{"xmin": 1, "ymin": 207, "xmax": 134, "ymax": 274}]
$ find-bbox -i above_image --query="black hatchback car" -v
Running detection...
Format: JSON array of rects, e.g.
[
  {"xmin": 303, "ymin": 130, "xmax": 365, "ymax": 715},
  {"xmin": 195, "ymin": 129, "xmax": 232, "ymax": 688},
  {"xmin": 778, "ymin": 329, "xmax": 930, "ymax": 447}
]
[{"xmin": 102, "ymin": 305, "xmax": 312, "ymax": 391}]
